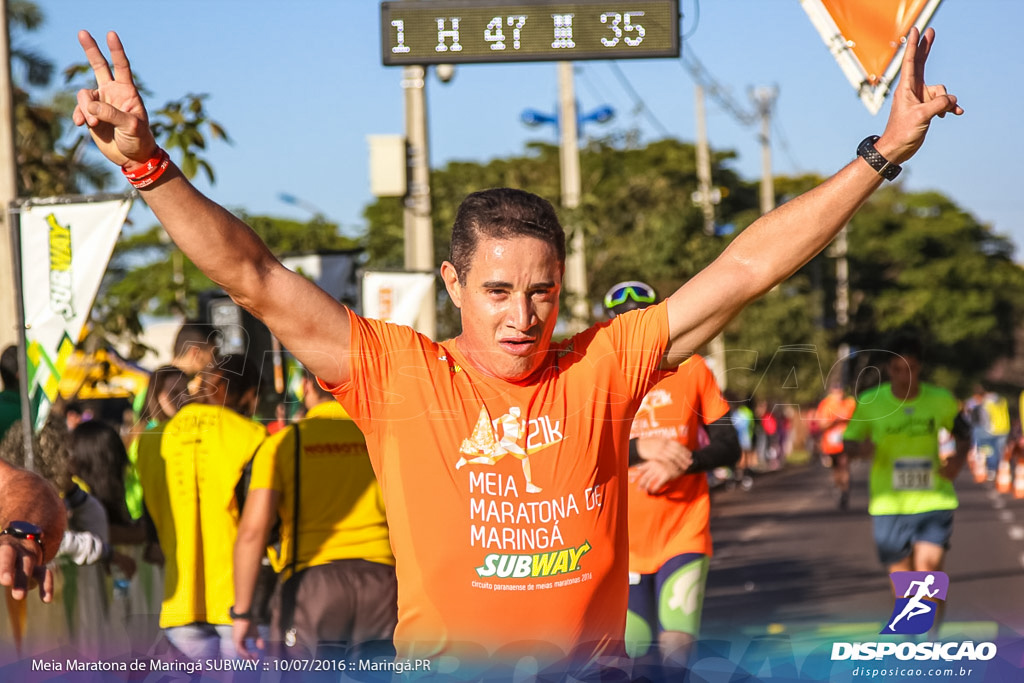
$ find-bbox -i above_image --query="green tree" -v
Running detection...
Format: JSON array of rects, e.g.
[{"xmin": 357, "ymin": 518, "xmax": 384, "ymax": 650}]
[
  {"xmin": 364, "ymin": 138, "xmax": 751, "ymax": 340},
  {"xmin": 363, "ymin": 138, "xmax": 1023, "ymax": 399},
  {"xmin": 96, "ymin": 213, "xmax": 358, "ymax": 359},
  {"xmin": 8, "ymin": 1, "xmax": 111, "ymax": 195},
  {"xmin": 844, "ymin": 187, "xmax": 1024, "ymax": 395}
]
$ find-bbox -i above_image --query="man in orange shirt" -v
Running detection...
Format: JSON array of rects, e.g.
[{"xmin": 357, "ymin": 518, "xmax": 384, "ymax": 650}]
[
  {"xmin": 605, "ymin": 282, "xmax": 739, "ymax": 670},
  {"xmin": 816, "ymin": 382, "xmax": 857, "ymax": 510},
  {"xmin": 74, "ymin": 26, "xmax": 960, "ymax": 674}
]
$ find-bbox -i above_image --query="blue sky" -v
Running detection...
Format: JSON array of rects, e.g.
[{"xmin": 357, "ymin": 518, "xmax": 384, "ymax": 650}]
[{"xmin": 28, "ymin": 0, "xmax": 1024, "ymax": 255}]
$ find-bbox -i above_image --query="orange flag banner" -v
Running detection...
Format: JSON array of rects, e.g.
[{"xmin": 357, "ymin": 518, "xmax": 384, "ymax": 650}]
[{"xmin": 800, "ymin": 0, "xmax": 944, "ymax": 114}]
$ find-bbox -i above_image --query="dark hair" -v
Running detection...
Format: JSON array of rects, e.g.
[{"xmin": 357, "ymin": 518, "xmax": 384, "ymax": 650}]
[
  {"xmin": 208, "ymin": 354, "xmax": 261, "ymax": 408},
  {"xmin": 304, "ymin": 368, "xmax": 332, "ymax": 400},
  {"xmin": 884, "ymin": 331, "xmax": 924, "ymax": 363},
  {"xmin": 173, "ymin": 321, "xmax": 217, "ymax": 358},
  {"xmin": 141, "ymin": 365, "xmax": 190, "ymax": 423},
  {"xmin": 1, "ymin": 345, "xmax": 18, "ymax": 390},
  {"xmin": 0, "ymin": 414, "xmax": 72, "ymax": 494},
  {"xmin": 69, "ymin": 420, "xmax": 132, "ymax": 526},
  {"xmin": 448, "ymin": 188, "xmax": 566, "ymax": 284}
]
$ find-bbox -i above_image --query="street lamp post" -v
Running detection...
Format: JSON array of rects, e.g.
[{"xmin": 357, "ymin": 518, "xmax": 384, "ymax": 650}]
[
  {"xmin": 402, "ymin": 65, "xmax": 436, "ymax": 340},
  {"xmin": 521, "ymin": 65, "xmax": 614, "ymax": 334}
]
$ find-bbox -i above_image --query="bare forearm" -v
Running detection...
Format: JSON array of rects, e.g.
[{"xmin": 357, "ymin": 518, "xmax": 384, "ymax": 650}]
[
  {"xmin": 232, "ymin": 488, "xmax": 277, "ymax": 613},
  {"xmin": 665, "ymin": 159, "xmax": 884, "ymax": 361},
  {"xmin": 731, "ymin": 162, "xmax": 879, "ymax": 289},
  {"xmin": 138, "ymin": 167, "xmax": 352, "ymax": 384},
  {"xmin": 232, "ymin": 533, "xmax": 265, "ymax": 614},
  {"xmin": 139, "ymin": 167, "xmax": 278, "ymax": 307}
]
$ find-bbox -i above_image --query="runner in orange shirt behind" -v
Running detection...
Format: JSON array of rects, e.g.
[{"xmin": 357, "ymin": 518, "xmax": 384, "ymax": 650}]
[
  {"xmin": 604, "ymin": 281, "xmax": 739, "ymax": 671},
  {"xmin": 816, "ymin": 381, "xmax": 857, "ymax": 510}
]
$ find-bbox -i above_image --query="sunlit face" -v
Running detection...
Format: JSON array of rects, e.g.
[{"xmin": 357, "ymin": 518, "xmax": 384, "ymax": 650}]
[{"xmin": 442, "ymin": 236, "xmax": 562, "ymax": 382}]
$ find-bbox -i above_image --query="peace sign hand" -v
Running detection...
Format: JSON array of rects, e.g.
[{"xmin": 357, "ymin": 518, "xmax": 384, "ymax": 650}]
[
  {"xmin": 72, "ymin": 31, "xmax": 158, "ymax": 166},
  {"xmin": 878, "ymin": 27, "xmax": 964, "ymax": 165}
]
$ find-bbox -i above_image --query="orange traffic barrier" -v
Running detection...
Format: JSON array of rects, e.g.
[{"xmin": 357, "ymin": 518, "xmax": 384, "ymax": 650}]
[
  {"xmin": 996, "ymin": 457, "xmax": 1013, "ymax": 494},
  {"xmin": 970, "ymin": 446, "xmax": 987, "ymax": 483}
]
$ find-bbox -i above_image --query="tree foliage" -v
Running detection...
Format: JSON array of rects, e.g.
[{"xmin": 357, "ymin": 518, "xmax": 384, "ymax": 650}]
[
  {"xmin": 363, "ymin": 138, "xmax": 1024, "ymax": 401},
  {"xmin": 96, "ymin": 214, "xmax": 357, "ymax": 360},
  {"xmin": 13, "ymin": 1, "xmax": 1021, "ymax": 395}
]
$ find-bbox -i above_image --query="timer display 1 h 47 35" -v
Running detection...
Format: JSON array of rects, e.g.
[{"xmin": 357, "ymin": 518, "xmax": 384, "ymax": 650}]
[{"xmin": 381, "ymin": 0, "xmax": 680, "ymax": 65}]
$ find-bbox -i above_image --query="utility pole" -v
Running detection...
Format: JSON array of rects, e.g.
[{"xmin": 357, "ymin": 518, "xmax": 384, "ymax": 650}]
[
  {"xmin": 693, "ymin": 85, "xmax": 717, "ymax": 237},
  {"xmin": 834, "ymin": 225, "xmax": 851, "ymax": 372},
  {"xmin": 751, "ymin": 86, "xmax": 778, "ymax": 215},
  {"xmin": 402, "ymin": 65, "xmax": 436, "ymax": 339},
  {"xmin": 0, "ymin": 0, "xmax": 18, "ymax": 348},
  {"xmin": 558, "ymin": 62, "xmax": 588, "ymax": 334},
  {"xmin": 692, "ymin": 84, "xmax": 726, "ymax": 389}
]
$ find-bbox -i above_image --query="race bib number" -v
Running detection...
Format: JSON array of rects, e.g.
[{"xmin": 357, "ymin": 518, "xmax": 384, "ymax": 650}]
[{"xmin": 893, "ymin": 457, "xmax": 933, "ymax": 490}]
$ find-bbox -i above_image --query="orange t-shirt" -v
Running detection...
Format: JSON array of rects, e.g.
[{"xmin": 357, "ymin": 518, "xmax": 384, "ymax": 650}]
[
  {"xmin": 325, "ymin": 303, "xmax": 669, "ymax": 664},
  {"xmin": 627, "ymin": 355, "xmax": 730, "ymax": 574},
  {"xmin": 816, "ymin": 393, "xmax": 857, "ymax": 455}
]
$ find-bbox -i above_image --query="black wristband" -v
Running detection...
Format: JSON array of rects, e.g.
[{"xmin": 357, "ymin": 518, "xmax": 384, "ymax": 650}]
[
  {"xmin": 857, "ymin": 135, "xmax": 902, "ymax": 181},
  {"xmin": 627, "ymin": 439, "xmax": 643, "ymax": 467},
  {"xmin": 229, "ymin": 605, "xmax": 253, "ymax": 620}
]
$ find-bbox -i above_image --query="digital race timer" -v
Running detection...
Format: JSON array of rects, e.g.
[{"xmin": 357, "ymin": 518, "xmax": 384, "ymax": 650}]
[{"xmin": 381, "ymin": 0, "xmax": 680, "ymax": 65}]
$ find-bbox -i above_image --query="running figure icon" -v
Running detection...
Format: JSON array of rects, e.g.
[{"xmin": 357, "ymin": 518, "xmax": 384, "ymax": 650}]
[
  {"xmin": 456, "ymin": 406, "xmax": 543, "ymax": 493},
  {"xmin": 881, "ymin": 570, "xmax": 949, "ymax": 635},
  {"xmin": 888, "ymin": 574, "xmax": 939, "ymax": 631}
]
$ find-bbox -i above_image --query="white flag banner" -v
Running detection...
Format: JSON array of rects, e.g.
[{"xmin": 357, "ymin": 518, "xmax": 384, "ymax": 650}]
[
  {"xmin": 362, "ymin": 271, "xmax": 435, "ymax": 328},
  {"xmin": 18, "ymin": 197, "xmax": 132, "ymax": 428}
]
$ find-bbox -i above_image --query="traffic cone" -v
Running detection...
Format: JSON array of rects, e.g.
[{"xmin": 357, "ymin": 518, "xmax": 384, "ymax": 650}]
[
  {"xmin": 971, "ymin": 446, "xmax": 987, "ymax": 483},
  {"xmin": 1014, "ymin": 461, "xmax": 1024, "ymax": 500},
  {"xmin": 996, "ymin": 457, "xmax": 1012, "ymax": 494}
]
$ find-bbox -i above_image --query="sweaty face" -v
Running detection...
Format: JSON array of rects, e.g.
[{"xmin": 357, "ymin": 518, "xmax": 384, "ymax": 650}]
[{"xmin": 443, "ymin": 236, "xmax": 562, "ymax": 382}]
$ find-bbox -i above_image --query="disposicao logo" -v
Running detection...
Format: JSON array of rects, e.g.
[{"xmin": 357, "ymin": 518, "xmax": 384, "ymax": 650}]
[
  {"xmin": 831, "ymin": 570, "xmax": 998, "ymax": 663},
  {"xmin": 881, "ymin": 571, "xmax": 948, "ymax": 635}
]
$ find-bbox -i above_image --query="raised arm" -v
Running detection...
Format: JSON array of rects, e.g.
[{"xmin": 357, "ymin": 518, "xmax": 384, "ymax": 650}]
[
  {"xmin": 662, "ymin": 28, "xmax": 962, "ymax": 365},
  {"xmin": 73, "ymin": 31, "xmax": 352, "ymax": 385}
]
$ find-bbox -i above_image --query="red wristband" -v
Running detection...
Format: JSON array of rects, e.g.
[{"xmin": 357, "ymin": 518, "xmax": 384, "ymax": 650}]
[{"xmin": 122, "ymin": 148, "xmax": 171, "ymax": 188}]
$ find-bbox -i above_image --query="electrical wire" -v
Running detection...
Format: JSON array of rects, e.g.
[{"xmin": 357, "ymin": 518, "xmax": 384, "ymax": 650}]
[
  {"xmin": 679, "ymin": 47, "xmax": 756, "ymax": 126},
  {"xmin": 773, "ymin": 115, "xmax": 803, "ymax": 174},
  {"xmin": 606, "ymin": 61, "xmax": 672, "ymax": 138}
]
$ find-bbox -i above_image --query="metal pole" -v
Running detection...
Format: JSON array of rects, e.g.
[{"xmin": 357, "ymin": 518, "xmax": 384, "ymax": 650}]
[
  {"xmin": 402, "ymin": 65, "xmax": 436, "ymax": 339},
  {"xmin": 835, "ymin": 225, "xmax": 851, "ymax": 371},
  {"xmin": 752, "ymin": 87, "xmax": 778, "ymax": 215},
  {"xmin": 558, "ymin": 62, "xmax": 588, "ymax": 333},
  {"xmin": 694, "ymin": 85, "xmax": 716, "ymax": 237},
  {"xmin": 693, "ymin": 85, "xmax": 727, "ymax": 389},
  {"xmin": 0, "ymin": 0, "xmax": 19, "ymax": 349},
  {"xmin": 8, "ymin": 204, "xmax": 33, "ymax": 471}
]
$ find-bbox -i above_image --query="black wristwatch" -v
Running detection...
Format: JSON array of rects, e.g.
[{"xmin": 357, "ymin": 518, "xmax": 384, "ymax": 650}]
[
  {"xmin": 1, "ymin": 520, "xmax": 45, "ymax": 552},
  {"xmin": 229, "ymin": 605, "xmax": 253, "ymax": 620},
  {"xmin": 857, "ymin": 135, "xmax": 902, "ymax": 181}
]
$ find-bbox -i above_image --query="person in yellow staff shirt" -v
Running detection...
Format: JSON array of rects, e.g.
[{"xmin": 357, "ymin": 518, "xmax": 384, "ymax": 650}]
[
  {"xmin": 137, "ymin": 355, "xmax": 266, "ymax": 661},
  {"xmin": 232, "ymin": 369, "xmax": 397, "ymax": 660}
]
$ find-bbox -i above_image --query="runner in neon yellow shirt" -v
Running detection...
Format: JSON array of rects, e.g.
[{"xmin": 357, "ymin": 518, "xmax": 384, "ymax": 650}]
[{"xmin": 843, "ymin": 334, "xmax": 970, "ymax": 637}]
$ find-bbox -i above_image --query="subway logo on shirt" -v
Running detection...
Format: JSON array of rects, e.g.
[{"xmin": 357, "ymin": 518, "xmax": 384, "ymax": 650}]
[{"xmin": 475, "ymin": 541, "xmax": 592, "ymax": 579}]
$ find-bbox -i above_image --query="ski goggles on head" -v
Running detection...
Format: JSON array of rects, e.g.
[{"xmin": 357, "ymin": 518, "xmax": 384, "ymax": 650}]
[{"xmin": 603, "ymin": 281, "xmax": 657, "ymax": 312}]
